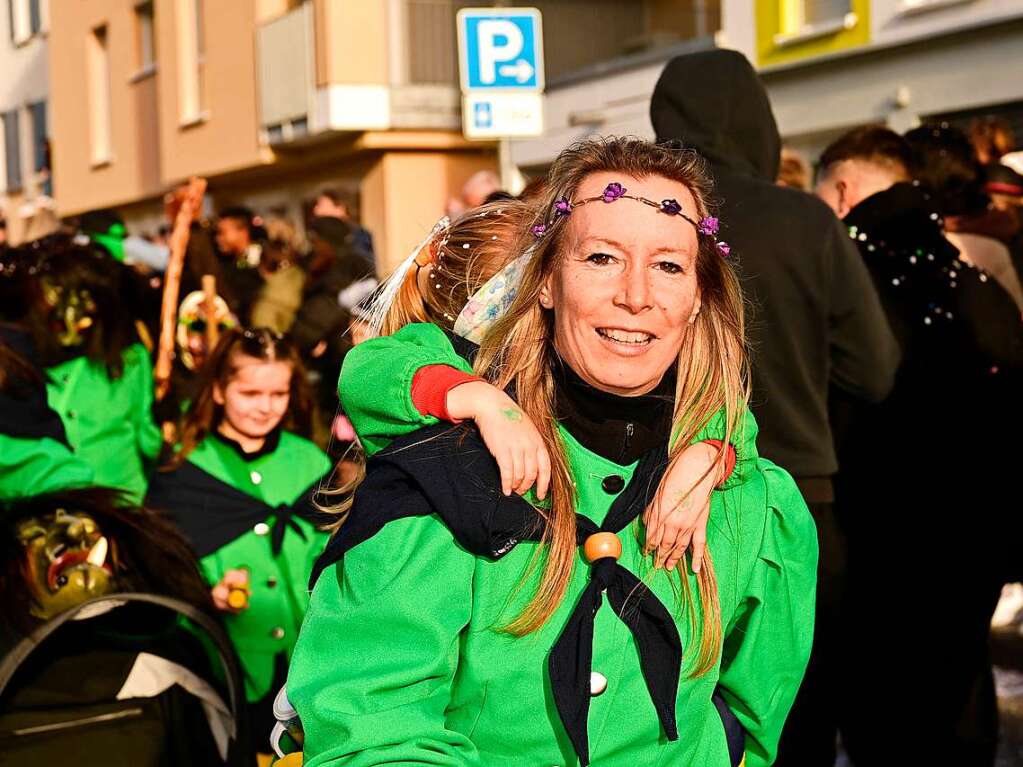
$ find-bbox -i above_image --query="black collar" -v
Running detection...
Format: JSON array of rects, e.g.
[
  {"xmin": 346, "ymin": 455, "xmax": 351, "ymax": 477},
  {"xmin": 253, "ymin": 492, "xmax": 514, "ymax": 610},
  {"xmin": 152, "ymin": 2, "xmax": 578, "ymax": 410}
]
[
  {"xmin": 212, "ymin": 427, "xmax": 282, "ymax": 462},
  {"xmin": 552, "ymin": 353, "xmax": 675, "ymax": 465}
]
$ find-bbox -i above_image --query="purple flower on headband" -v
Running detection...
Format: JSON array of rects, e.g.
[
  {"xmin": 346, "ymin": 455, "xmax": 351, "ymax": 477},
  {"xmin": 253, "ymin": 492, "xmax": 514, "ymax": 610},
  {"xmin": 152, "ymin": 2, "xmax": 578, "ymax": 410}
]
[
  {"xmin": 717, "ymin": 241, "xmax": 731, "ymax": 258},
  {"xmin": 602, "ymin": 182, "xmax": 626, "ymax": 202},
  {"xmin": 554, "ymin": 197, "xmax": 572, "ymax": 217},
  {"xmin": 698, "ymin": 217, "xmax": 719, "ymax": 236},
  {"xmin": 660, "ymin": 198, "xmax": 682, "ymax": 216},
  {"xmin": 531, "ymin": 223, "xmax": 548, "ymax": 238}
]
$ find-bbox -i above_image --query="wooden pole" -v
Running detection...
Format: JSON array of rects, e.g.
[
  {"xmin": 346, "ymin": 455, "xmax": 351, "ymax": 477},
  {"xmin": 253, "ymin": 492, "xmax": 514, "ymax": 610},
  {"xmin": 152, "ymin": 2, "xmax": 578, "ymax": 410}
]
[
  {"xmin": 201, "ymin": 273, "xmax": 219, "ymax": 352},
  {"xmin": 154, "ymin": 177, "xmax": 207, "ymax": 401}
]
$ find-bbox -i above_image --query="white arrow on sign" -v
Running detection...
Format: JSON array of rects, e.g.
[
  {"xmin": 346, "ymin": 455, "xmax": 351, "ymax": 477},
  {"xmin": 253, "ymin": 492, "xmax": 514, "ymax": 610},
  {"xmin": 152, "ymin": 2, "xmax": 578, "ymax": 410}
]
[
  {"xmin": 498, "ymin": 59, "xmax": 534, "ymax": 84},
  {"xmin": 478, "ymin": 19, "xmax": 524, "ymax": 84}
]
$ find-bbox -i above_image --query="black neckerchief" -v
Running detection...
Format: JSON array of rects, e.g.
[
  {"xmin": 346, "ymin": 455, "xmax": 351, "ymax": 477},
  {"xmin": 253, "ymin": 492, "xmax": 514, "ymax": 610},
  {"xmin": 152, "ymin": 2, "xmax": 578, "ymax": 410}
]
[
  {"xmin": 212, "ymin": 427, "xmax": 282, "ymax": 462},
  {"xmin": 147, "ymin": 460, "xmax": 324, "ymax": 557},
  {"xmin": 551, "ymin": 353, "xmax": 675, "ymax": 464},
  {"xmin": 312, "ymin": 423, "xmax": 677, "ymax": 766}
]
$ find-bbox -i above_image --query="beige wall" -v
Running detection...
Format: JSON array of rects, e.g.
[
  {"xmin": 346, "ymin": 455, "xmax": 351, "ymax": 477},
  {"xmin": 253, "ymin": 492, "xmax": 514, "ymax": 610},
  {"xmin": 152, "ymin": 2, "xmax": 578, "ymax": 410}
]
[
  {"xmin": 154, "ymin": 0, "xmax": 266, "ymax": 184},
  {"xmin": 314, "ymin": 0, "xmax": 389, "ymax": 87},
  {"xmin": 49, "ymin": 0, "xmax": 164, "ymax": 215},
  {"xmin": 362, "ymin": 150, "xmax": 498, "ymax": 274}
]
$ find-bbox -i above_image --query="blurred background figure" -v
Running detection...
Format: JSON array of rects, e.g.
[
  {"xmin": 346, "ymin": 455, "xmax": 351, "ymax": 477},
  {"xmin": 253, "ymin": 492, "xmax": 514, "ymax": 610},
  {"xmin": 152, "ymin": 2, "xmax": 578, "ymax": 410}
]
[
  {"xmin": 0, "ymin": 237, "xmax": 161, "ymax": 504},
  {"xmin": 906, "ymin": 124, "xmax": 1023, "ymax": 313},
  {"xmin": 971, "ymin": 116, "xmax": 1017, "ymax": 168},
  {"xmin": 777, "ymin": 146, "xmax": 810, "ymax": 191},
  {"xmin": 251, "ymin": 217, "xmax": 306, "ymax": 336},
  {"xmin": 288, "ymin": 216, "xmax": 375, "ymax": 443},
  {"xmin": 312, "ymin": 187, "xmax": 375, "ymax": 270},
  {"xmin": 816, "ymin": 124, "xmax": 1023, "ymax": 766},
  {"xmin": 214, "ymin": 206, "xmax": 266, "ymax": 326},
  {"xmin": 446, "ymin": 169, "xmax": 502, "ymax": 216}
]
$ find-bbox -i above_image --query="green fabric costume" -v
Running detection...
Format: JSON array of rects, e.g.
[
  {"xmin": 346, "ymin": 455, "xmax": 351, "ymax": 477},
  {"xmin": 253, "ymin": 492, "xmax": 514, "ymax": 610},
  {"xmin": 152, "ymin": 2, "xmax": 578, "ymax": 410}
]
[
  {"xmin": 288, "ymin": 323, "xmax": 818, "ymax": 766},
  {"xmin": 161, "ymin": 431, "xmax": 331, "ymax": 703},
  {"xmin": 0, "ymin": 434, "xmax": 95, "ymax": 501},
  {"xmin": 45, "ymin": 343, "xmax": 161, "ymax": 503}
]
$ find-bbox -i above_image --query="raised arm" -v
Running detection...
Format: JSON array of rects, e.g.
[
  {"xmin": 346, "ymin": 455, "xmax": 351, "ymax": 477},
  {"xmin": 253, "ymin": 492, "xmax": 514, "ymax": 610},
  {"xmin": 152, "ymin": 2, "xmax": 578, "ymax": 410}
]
[{"xmin": 338, "ymin": 323, "xmax": 474, "ymax": 455}]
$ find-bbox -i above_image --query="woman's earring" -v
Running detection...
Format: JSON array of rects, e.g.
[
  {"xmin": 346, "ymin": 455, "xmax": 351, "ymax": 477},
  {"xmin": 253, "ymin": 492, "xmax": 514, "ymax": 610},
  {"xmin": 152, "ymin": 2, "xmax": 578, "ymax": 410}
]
[
  {"xmin": 688, "ymin": 309, "xmax": 700, "ymax": 325},
  {"xmin": 539, "ymin": 295, "xmax": 553, "ymax": 309}
]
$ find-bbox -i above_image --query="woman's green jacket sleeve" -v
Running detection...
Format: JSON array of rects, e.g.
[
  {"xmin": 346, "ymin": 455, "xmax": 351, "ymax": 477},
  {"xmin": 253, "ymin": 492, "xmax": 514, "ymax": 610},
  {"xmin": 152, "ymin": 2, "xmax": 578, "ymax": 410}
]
[
  {"xmin": 716, "ymin": 460, "xmax": 818, "ymax": 767},
  {"xmin": 288, "ymin": 513, "xmax": 479, "ymax": 766}
]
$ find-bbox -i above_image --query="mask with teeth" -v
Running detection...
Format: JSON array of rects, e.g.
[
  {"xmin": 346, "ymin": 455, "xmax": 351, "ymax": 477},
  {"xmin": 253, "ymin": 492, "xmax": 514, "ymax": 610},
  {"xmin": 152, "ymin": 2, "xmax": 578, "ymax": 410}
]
[
  {"xmin": 40, "ymin": 276, "xmax": 98, "ymax": 348},
  {"xmin": 16, "ymin": 508, "xmax": 119, "ymax": 620}
]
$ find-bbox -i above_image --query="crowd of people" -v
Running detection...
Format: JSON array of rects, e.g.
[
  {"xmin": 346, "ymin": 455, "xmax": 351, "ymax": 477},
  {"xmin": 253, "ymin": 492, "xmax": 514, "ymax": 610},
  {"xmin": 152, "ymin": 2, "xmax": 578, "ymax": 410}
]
[{"xmin": 1, "ymin": 48, "xmax": 1023, "ymax": 767}]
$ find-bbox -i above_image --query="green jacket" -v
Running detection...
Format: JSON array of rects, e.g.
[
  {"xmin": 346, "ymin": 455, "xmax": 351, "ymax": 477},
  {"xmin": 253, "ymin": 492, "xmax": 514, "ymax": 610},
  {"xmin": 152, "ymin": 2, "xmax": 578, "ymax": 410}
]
[
  {"xmin": 45, "ymin": 343, "xmax": 162, "ymax": 503},
  {"xmin": 150, "ymin": 431, "xmax": 331, "ymax": 703},
  {"xmin": 0, "ymin": 434, "xmax": 95, "ymax": 501},
  {"xmin": 288, "ymin": 323, "xmax": 817, "ymax": 766}
]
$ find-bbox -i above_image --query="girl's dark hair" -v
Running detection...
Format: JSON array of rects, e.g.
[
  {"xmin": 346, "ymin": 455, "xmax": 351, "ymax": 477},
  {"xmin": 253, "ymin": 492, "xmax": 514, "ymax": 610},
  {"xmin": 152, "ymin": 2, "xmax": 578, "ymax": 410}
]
[
  {"xmin": 0, "ymin": 487, "xmax": 215, "ymax": 635},
  {"xmin": 904, "ymin": 123, "xmax": 990, "ymax": 217},
  {"xmin": 165, "ymin": 327, "xmax": 314, "ymax": 469},
  {"xmin": 18, "ymin": 234, "xmax": 143, "ymax": 378}
]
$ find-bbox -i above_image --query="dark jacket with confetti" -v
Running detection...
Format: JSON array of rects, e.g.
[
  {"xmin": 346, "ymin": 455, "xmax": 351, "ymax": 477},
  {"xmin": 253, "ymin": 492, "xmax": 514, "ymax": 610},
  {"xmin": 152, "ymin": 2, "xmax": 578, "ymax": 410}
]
[
  {"xmin": 831, "ymin": 182, "xmax": 1023, "ymax": 753},
  {"xmin": 651, "ymin": 50, "xmax": 900, "ymax": 481}
]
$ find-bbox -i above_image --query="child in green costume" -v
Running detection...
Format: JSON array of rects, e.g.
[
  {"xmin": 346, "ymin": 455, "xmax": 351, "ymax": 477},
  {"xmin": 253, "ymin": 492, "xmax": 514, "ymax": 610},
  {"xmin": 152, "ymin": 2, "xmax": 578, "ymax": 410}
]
[
  {"xmin": 147, "ymin": 328, "xmax": 331, "ymax": 756},
  {"xmin": 6, "ymin": 237, "xmax": 161, "ymax": 503}
]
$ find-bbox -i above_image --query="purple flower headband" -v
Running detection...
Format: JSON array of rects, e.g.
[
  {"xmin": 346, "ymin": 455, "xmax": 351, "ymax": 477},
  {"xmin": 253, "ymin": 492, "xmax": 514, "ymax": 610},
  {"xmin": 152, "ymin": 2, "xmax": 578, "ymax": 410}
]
[{"xmin": 531, "ymin": 182, "xmax": 730, "ymax": 257}]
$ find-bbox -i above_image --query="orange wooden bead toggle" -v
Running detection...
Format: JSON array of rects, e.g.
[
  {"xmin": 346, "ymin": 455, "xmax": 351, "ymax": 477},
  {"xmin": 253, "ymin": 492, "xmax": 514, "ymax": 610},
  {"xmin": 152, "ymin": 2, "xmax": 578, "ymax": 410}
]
[{"xmin": 583, "ymin": 532, "xmax": 622, "ymax": 563}]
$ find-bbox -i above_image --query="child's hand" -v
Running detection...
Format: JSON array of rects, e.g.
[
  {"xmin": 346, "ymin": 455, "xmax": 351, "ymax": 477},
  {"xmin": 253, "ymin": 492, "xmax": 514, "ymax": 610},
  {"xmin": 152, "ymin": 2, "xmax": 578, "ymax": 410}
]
[
  {"xmin": 643, "ymin": 442, "xmax": 722, "ymax": 572},
  {"xmin": 212, "ymin": 568, "xmax": 251, "ymax": 613},
  {"xmin": 446, "ymin": 381, "xmax": 551, "ymax": 499}
]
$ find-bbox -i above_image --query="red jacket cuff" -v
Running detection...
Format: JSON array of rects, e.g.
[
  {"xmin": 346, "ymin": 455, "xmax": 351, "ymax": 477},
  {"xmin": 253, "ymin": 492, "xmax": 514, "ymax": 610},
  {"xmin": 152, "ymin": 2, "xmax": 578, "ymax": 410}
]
[
  {"xmin": 411, "ymin": 364, "xmax": 482, "ymax": 422},
  {"xmin": 701, "ymin": 439, "xmax": 736, "ymax": 486}
]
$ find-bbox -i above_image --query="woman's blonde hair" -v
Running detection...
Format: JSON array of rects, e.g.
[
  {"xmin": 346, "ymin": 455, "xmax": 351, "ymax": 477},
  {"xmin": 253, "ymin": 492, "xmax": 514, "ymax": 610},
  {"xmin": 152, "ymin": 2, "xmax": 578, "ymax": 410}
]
[{"xmin": 473, "ymin": 137, "xmax": 749, "ymax": 676}]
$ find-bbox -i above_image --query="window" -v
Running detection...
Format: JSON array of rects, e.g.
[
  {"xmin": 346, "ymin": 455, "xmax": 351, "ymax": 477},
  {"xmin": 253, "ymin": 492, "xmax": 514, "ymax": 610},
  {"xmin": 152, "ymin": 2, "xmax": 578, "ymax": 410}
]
[
  {"xmin": 135, "ymin": 1, "xmax": 156, "ymax": 71},
  {"xmin": 2, "ymin": 110, "xmax": 22, "ymax": 192},
  {"xmin": 7, "ymin": 0, "xmax": 42, "ymax": 44},
  {"xmin": 87, "ymin": 25, "xmax": 113, "ymax": 165},
  {"xmin": 176, "ymin": 0, "xmax": 206, "ymax": 123},
  {"xmin": 29, "ymin": 100, "xmax": 50, "ymax": 195},
  {"xmin": 779, "ymin": 0, "xmax": 853, "ymax": 37}
]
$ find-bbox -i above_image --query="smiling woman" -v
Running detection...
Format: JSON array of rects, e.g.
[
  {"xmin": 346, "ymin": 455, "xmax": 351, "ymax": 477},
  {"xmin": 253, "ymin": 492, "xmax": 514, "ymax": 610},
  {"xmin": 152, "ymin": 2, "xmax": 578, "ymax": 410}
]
[{"xmin": 288, "ymin": 137, "xmax": 817, "ymax": 767}]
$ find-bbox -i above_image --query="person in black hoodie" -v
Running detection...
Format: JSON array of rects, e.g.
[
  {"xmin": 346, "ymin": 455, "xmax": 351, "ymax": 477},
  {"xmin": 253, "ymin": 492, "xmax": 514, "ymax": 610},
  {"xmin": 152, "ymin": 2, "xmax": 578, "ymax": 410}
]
[
  {"xmin": 816, "ymin": 126, "xmax": 1023, "ymax": 767},
  {"xmin": 651, "ymin": 50, "xmax": 900, "ymax": 766}
]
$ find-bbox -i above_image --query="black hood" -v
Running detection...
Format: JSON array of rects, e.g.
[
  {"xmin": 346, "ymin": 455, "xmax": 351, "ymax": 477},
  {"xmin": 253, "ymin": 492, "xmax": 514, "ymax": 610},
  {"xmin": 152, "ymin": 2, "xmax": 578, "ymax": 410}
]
[{"xmin": 650, "ymin": 49, "xmax": 781, "ymax": 182}]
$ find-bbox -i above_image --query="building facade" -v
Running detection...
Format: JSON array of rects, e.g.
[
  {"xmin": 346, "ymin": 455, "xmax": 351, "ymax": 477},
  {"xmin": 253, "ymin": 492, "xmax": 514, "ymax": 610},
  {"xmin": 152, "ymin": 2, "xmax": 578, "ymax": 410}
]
[
  {"xmin": 47, "ymin": 0, "xmax": 497, "ymax": 271},
  {"xmin": 510, "ymin": 0, "xmax": 1023, "ymax": 177},
  {"xmin": 1, "ymin": 0, "xmax": 53, "ymax": 245}
]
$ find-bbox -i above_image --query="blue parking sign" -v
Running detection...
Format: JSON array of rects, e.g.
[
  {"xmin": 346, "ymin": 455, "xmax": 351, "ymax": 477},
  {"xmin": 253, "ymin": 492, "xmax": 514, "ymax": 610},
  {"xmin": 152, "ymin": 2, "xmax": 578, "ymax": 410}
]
[{"xmin": 458, "ymin": 8, "xmax": 544, "ymax": 92}]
